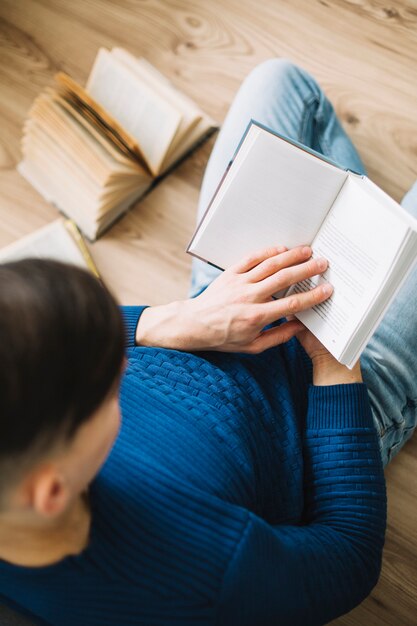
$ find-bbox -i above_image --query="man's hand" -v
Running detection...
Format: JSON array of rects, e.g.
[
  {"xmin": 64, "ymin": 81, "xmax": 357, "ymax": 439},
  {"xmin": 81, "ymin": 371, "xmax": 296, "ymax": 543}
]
[{"xmin": 136, "ymin": 245, "xmax": 334, "ymax": 354}]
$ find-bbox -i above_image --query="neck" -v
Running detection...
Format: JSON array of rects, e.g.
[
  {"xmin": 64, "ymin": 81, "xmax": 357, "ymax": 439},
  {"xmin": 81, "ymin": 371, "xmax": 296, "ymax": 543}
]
[{"xmin": 0, "ymin": 492, "xmax": 91, "ymax": 567}]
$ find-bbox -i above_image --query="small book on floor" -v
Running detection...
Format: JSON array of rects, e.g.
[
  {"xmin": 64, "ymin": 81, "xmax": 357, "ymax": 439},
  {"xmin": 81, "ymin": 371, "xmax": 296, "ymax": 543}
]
[
  {"xmin": 18, "ymin": 47, "xmax": 217, "ymax": 241},
  {"xmin": 187, "ymin": 120, "xmax": 417, "ymax": 368},
  {"xmin": 0, "ymin": 219, "xmax": 99, "ymax": 277}
]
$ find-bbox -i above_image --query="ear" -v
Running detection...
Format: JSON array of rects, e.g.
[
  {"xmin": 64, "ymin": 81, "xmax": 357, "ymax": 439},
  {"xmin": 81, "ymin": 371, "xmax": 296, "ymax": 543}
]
[{"xmin": 27, "ymin": 465, "xmax": 71, "ymax": 518}]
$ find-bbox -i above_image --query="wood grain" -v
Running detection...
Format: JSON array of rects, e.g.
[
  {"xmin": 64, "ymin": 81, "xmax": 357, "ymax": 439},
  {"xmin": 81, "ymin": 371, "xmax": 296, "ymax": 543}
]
[{"xmin": 0, "ymin": 1, "xmax": 416, "ymax": 623}]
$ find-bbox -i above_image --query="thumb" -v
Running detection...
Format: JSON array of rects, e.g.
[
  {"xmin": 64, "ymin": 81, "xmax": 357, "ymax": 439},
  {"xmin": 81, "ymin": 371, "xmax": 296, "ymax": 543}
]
[{"xmin": 251, "ymin": 320, "xmax": 304, "ymax": 352}]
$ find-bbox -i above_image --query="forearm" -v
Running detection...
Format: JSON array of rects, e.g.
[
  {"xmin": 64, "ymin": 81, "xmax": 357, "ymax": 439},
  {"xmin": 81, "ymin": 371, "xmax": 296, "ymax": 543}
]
[
  {"xmin": 304, "ymin": 384, "xmax": 386, "ymax": 524},
  {"xmin": 135, "ymin": 300, "xmax": 219, "ymax": 351},
  {"xmin": 301, "ymin": 384, "xmax": 386, "ymax": 615},
  {"xmin": 218, "ymin": 385, "xmax": 386, "ymax": 626}
]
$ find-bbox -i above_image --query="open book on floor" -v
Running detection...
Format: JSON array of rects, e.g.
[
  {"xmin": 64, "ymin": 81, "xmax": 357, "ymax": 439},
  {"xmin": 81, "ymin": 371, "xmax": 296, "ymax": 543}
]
[
  {"xmin": 187, "ymin": 120, "xmax": 417, "ymax": 368},
  {"xmin": 0, "ymin": 219, "xmax": 99, "ymax": 277},
  {"xmin": 18, "ymin": 47, "xmax": 217, "ymax": 241}
]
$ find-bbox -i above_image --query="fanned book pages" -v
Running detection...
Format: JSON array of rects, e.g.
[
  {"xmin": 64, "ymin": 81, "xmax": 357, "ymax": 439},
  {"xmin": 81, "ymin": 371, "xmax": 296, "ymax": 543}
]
[
  {"xmin": 0, "ymin": 219, "xmax": 99, "ymax": 277},
  {"xmin": 187, "ymin": 120, "xmax": 417, "ymax": 368},
  {"xmin": 18, "ymin": 47, "xmax": 217, "ymax": 240}
]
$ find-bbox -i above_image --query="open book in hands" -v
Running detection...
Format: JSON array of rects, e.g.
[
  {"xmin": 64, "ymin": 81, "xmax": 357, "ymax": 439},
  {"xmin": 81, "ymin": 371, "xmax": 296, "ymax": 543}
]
[
  {"xmin": 18, "ymin": 48, "xmax": 217, "ymax": 241},
  {"xmin": 187, "ymin": 121, "xmax": 417, "ymax": 368}
]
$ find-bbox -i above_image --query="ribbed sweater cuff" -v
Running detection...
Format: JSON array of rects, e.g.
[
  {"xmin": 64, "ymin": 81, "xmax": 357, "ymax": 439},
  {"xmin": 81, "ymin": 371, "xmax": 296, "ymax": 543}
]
[
  {"xmin": 120, "ymin": 306, "xmax": 149, "ymax": 347},
  {"xmin": 307, "ymin": 383, "xmax": 373, "ymax": 430}
]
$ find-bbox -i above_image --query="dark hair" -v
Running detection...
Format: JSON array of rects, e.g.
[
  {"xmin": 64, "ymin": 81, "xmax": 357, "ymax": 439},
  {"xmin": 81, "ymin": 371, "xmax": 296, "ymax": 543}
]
[{"xmin": 0, "ymin": 259, "xmax": 125, "ymax": 477}]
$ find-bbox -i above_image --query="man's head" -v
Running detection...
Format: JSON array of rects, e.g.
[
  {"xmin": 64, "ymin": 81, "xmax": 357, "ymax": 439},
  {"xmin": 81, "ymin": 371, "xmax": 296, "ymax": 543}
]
[{"xmin": 0, "ymin": 259, "xmax": 125, "ymax": 520}]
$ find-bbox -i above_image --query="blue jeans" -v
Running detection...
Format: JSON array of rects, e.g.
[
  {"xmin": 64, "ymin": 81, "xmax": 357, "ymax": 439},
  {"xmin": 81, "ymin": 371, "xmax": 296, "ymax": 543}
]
[{"xmin": 189, "ymin": 59, "xmax": 417, "ymax": 466}]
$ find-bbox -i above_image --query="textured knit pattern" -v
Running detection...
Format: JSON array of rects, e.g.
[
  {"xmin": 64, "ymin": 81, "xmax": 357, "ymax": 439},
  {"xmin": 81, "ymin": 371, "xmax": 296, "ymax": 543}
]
[{"xmin": 0, "ymin": 306, "xmax": 387, "ymax": 626}]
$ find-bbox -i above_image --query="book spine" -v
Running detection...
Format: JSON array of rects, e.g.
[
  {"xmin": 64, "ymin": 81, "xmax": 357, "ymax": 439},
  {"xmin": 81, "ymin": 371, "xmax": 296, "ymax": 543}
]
[
  {"xmin": 64, "ymin": 220, "xmax": 101, "ymax": 278},
  {"xmin": 250, "ymin": 119, "xmax": 363, "ymax": 174}
]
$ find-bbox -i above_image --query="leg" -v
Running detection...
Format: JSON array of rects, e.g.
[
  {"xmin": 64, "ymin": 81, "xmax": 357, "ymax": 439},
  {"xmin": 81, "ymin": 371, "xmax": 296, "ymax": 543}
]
[
  {"xmin": 189, "ymin": 58, "xmax": 366, "ymax": 297},
  {"xmin": 361, "ymin": 180, "xmax": 417, "ymax": 466}
]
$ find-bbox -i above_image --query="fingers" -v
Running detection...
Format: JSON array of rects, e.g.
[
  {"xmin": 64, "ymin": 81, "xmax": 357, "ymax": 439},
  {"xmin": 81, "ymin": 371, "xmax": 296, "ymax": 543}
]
[
  {"xmin": 230, "ymin": 245, "xmax": 287, "ymax": 273},
  {"xmin": 258, "ymin": 256, "xmax": 328, "ymax": 297},
  {"xmin": 261, "ymin": 281, "xmax": 333, "ymax": 326},
  {"xmin": 245, "ymin": 246, "xmax": 312, "ymax": 282}
]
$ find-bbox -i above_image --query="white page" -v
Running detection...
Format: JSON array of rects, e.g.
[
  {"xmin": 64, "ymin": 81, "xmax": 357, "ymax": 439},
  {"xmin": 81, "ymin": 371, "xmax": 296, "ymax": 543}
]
[
  {"xmin": 0, "ymin": 220, "xmax": 89, "ymax": 269},
  {"xmin": 110, "ymin": 51, "xmax": 217, "ymax": 173},
  {"xmin": 188, "ymin": 124, "xmax": 348, "ymax": 269},
  {"xmin": 362, "ymin": 176, "xmax": 417, "ymax": 229},
  {"xmin": 111, "ymin": 49, "xmax": 201, "ymax": 124},
  {"xmin": 86, "ymin": 48, "xmax": 182, "ymax": 175},
  {"xmin": 291, "ymin": 176, "xmax": 409, "ymax": 360},
  {"xmin": 110, "ymin": 49, "xmax": 203, "ymax": 165},
  {"xmin": 160, "ymin": 116, "xmax": 215, "ymax": 173}
]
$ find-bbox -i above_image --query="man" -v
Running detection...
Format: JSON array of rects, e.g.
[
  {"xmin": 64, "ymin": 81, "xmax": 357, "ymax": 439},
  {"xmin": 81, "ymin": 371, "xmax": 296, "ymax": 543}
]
[{"xmin": 1, "ymin": 59, "xmax": 415, "ymax": 625}]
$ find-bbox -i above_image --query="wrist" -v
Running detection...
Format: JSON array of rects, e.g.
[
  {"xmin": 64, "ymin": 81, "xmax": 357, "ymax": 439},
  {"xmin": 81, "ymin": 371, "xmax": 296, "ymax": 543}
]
[
  {"xmin": 135, "ymin": 299, "xmax": 215, "ymax": 351},
  {"xmin": 135, "ymin": 301, "xmax": 186, "ymax": 349},
  {"xmin": 312, "ymin": 354, "xmax": 362, "ymax": 386}
]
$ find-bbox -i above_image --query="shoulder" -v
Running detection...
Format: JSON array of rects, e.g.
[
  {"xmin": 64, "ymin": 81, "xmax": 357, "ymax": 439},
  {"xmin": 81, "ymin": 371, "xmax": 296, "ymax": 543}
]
[{"xmin": 92, "ymin": 458, "xmax": 250, "ymax": 601}]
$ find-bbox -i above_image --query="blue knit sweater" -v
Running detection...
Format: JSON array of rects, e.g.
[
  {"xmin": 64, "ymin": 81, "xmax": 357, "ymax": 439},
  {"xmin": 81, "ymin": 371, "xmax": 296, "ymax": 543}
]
[{"xmin": 0, "ymin": 305, "xmax": 386, "ymax": 626}]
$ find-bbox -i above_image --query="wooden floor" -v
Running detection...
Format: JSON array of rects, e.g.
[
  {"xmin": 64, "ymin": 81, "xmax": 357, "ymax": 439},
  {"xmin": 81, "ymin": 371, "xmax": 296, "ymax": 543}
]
[{"xmin": 1, "ymin": 0, "xmax": 417, "ymax": 623}]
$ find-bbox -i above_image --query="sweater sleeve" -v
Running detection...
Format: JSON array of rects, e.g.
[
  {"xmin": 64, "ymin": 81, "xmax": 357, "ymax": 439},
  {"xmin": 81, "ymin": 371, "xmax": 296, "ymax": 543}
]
[
  {"xmin": 120, "ymin": 306, "xmax": 149, "ymax": 347},
  {"xmin": 216, "ymin": 383, "xmax": 386, "ymax": 626}
]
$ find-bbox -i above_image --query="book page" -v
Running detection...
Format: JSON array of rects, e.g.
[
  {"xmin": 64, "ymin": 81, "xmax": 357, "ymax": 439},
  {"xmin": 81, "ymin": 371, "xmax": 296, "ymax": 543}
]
[
  {"xmin": 51, "ymin": 91, "xmax": 147, "ymax": 172},
  {"xmin": 0, "ymin": 220, "xmax": 93, "ymax": 270},
  {"xmin": 55, "ymin": 72, "xmax": 149, "ymax": 169},
  {"xmin": 188, "ymin": 123, "xmax": 348, "ymax": 269},
  {"xmin": 111, "ymin": 48, "xmax": 202, "ymax": 154},
  {"xmin": 86, "ymin": 48, "xmax": 182, "ymax": 175},
  {"xmin": 159, "ymin": 117, "xmax": 216, "ymax": 173},
  {"xmin": 30, "ymin": 95, "xmax": 124, "ymax": 183},
  {"xmin": 290, "ymin": 176, "xmax": 409, "ymax": 359}
]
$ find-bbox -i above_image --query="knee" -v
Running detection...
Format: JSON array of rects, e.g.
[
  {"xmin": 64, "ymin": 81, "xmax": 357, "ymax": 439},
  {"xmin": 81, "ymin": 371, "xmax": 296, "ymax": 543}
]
[
  {"xmin": 240, "ymin": 58, "xmax": 319, "ymax": 103},
  {"xmin": 245, "ymin": 58, "xmax": 309, "ymax": 89}
]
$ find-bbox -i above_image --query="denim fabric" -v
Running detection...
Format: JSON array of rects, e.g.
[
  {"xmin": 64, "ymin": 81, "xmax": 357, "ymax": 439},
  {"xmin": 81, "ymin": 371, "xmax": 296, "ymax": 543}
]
[
  {"xmin": 189, "ymin": 58, "xmax": 417, "ymax": 465},
  {"xmin": 361, "ymin": 180, "xmax": 417, "ymax": 464}
]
